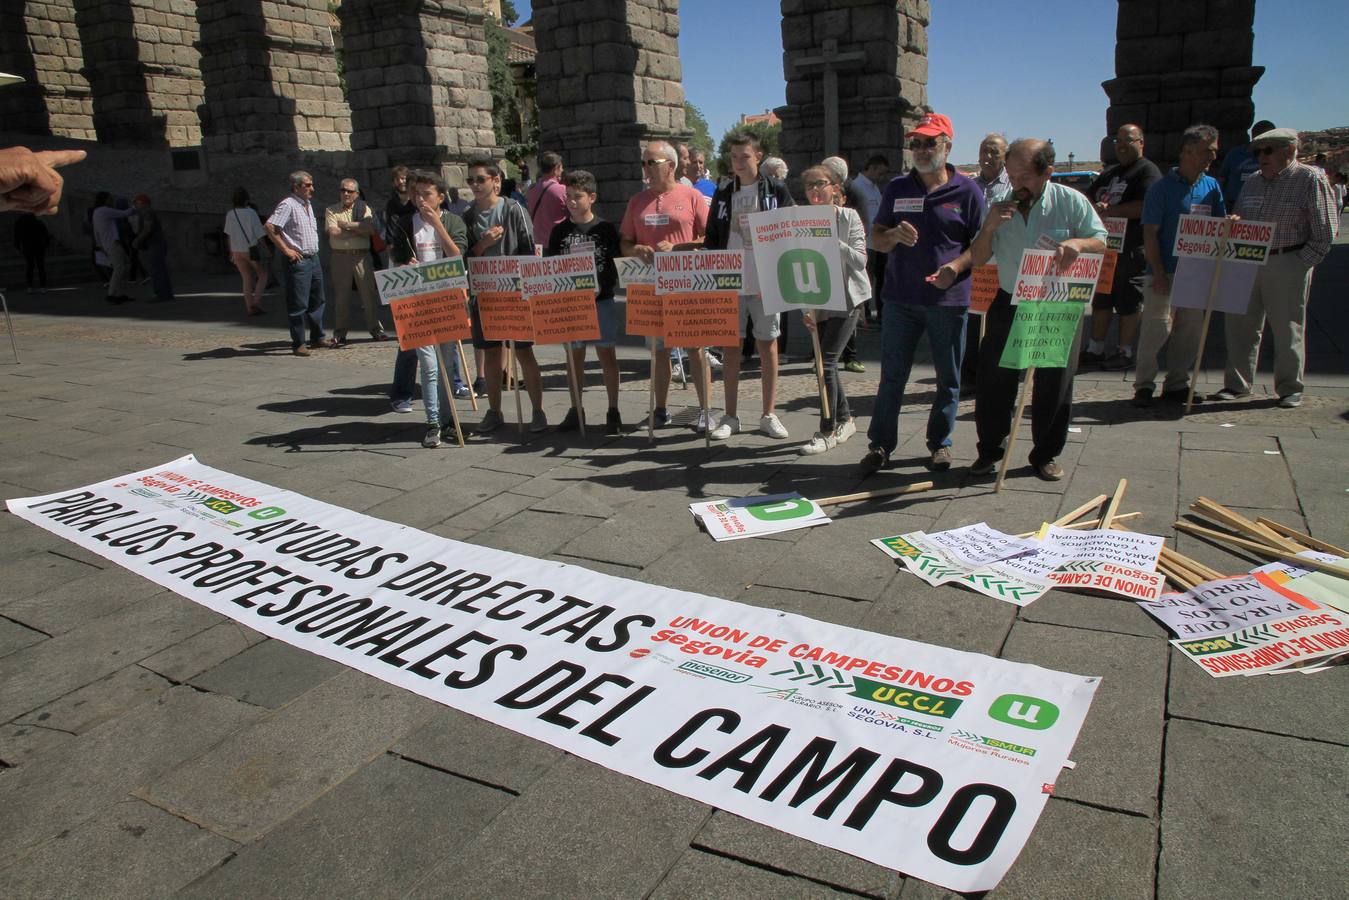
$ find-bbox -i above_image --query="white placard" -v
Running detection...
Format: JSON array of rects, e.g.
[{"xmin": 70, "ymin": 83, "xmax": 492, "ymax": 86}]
[{"xmin": 748, "ymin": 206, "xmax": 847, "ymax": 315}]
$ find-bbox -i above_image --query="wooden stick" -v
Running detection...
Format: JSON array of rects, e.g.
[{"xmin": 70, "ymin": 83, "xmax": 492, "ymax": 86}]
[
  {"xmin": 1160, "ymin": 548, "xmax": 1214, "ymax": 586},
  {"xmin": 1100, "ymin": 479, "xmax": 1128, "ymax": 529},
  {"xmin": 1175, "ymin": 521, "xmax": 1349, "ymax": 580},
  {"xmin": 995, "ymin": 367, "xmax": 1034, "ymax": 494},
  {"xmin": 647, "ymin": 347, "xmax": 657, "ymax": 445},
  {"xmin": 1256, "ymin": 517, "xmax": 1349, "ymax": 557},
  {"xmin": 456, "ymin": 340, "xmax": 478, "ymax": 411},
  {"xmin": 816, "ymin": 481, "xmax": 935, "ymax": 507},
  {"xmin": 1162, "ymin": 546, "xmax": 1225, "ymax": 582},
  {"xmin": 1185, "ymin": 219, "xmax": 1230, "ymax": 413},
  {"xmin": 1191, "ymin": 497, "xmax": 1303, "ymax": 553},
  {"xmin": 433, "ymin": 345, "xmax": 465, "ymax": 448},
  {"xmin": 1053, "ymin": 494, "xmax": 1108, "ymax": 527},
  {"xmin": 1157, "ymin": 557, "xmax": 1201, "ymax": 591},
  {"xmin": 564, "ymin": 346, "xmax": 585, "ymax": 439},
  {"xmin": 703, "ymin": 347, "xmax": 712, "ymax": 451},
  {"xmin": 1018, "ymin": 511, "xmax": 1141, "ymax": 538},
  {"xmin": 808, "ymin": 314, "xmax": 830, "ymax": 422},
  {"xmin": 508, "ymin": 341, "xmax": 524, "ymax": 435},
  {"xmin": 677, "ymin": 347, "xmax": 688, "ymax": 390}
]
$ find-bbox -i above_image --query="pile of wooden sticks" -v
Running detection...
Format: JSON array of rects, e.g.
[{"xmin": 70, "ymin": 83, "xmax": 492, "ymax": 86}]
[{"xmin": 1173, "ymin": 497, "xmax": 1349, "ymax": 587}]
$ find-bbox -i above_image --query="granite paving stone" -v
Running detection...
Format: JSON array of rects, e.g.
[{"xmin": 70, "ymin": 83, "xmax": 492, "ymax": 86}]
[
  {"xmin": 0, "ymin": 570, "xmax": 159, "ymax": 636},
  {"xmin": 1000, "ymin": 622, "xmax": 1166, "ymax": 816},
  {"xmin": 137, "ymin": 670, "xmax": 440, "ymax": 842},
  {"xmin": 176, "ymin": 754, "xmax": 509, "ymax": 900},
  {"xmin": 931, "ymin": 486, "xmax": 1061, "ymax": 535},
  {"xmin": 392, "ymin": 706, "xmax": 565, "ymax": 793},
  {"xmin": 650, "ymin": 848, "xmax": 861, "ymax": 899},
  {"xmin": 642, "ymin": 528, "xmax": 797, "ymax": 597},
  {"xmin": 1180, "ymin": 448, "xmax": 1300, "ymax": 512},
  {"xmin": 736, "ymin": 584, "xmax": 871, "ymax": 627},
  {"xmin": 555, "ymin": 496, "xmax": 695, "ymax": 568},
  {"xmin": 16, "ymin": 665, "xmax": 174, "ymax": 734},
  {"xmin": 0, "ymin": 723, "xmax": 74, "ymax": 769},
  {"xmin": 0, "ymin": 797, "xmax": 236, "ymax": 899},
  {"xmin": 189, "ymin": 639, "xmax": 345, "ymax": 709},
  {"xmin": 693, "ymin": 811, "xmax": 900, "ymax": 897},
  {"xmin": 0, "ymin": 687, "xmax": 264, "ymax": 868},
  {"xmin": 0, "ymin": 616, "xmax": 46, "ymax": 658},
  {"xmin": 1019, "ymin": 590, "xmax": 1170, "ymax": 640},
  {"xmin": 862, "ymin": 577, "xmax": 1015, "ymax": 657},
  {"xmin": 0, "ymin": 549, "xmax": 103, "ymax": 605},
  {"xmin": 139, "ymin": 621, "xmax": 268, "ymax": 684},
  {"xmin": 407, "ymin": 756, "xmax": 711, "ymax": 899},
  {"xmin": 1158, "ymin": 720, "xmax": 1348, "ymax": 899},
  {"xmin": 471, "ymin": 509, "xmax": 605, "ymax": 557},
  {"xmin": 1166, "ymin": 647, "xmax": 1349, "ymax": 745}
]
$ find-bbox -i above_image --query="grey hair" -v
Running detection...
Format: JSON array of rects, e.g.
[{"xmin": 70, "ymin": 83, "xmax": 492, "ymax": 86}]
[
  {"xmin": 1180, "ymin": 124, "xmax": 1219, "ymax": 149},
  {"xmin": 340, "ymin": 176, "xmax": 360, "ymax": 190},
  {"xmin": 646, "ymin": 140, "xmax": 678, "ymax": 166},
  {"xmin": 821, "ymin": 156, "xmax": 848, "ymax": 182},
  {"xmin": 288, "ymin": 170, "xmax": 313, "ymax": 189},
  {"xmin": 980, "ymin": 133, "xmax": 1008, "ymax": 150},
  {"xmin": 762, "ymin": 157, "xmax": 788, "ymax": 178}
]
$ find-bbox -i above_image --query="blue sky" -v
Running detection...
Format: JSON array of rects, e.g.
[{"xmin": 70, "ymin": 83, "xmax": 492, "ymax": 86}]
[{"xmin": 513, "ymin": 0, "xmax": 1344, "ymax": 165}]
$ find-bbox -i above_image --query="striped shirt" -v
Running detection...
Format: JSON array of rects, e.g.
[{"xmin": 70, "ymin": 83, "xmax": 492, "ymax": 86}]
[
  {"xmin": 267, "ymin": 194, "xmax": 320, "ymax": 256},
  {"xmin": 1234, "ymin": 160, "xmax": 1338, "ymax": 266}
]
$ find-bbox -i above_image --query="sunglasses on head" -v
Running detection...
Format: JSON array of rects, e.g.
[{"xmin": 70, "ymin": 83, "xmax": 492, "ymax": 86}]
[{"xmin": 466, "ymin": 175, "xmax": 492, "ymax": 184}]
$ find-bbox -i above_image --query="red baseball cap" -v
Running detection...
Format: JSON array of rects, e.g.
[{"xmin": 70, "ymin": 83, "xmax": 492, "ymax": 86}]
[{"xmin": 908, "ymin": 113, "xmax": 953, "ymax": 140}]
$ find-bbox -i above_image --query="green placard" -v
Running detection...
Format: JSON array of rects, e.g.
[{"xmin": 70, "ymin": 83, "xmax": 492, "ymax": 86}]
[{"xmin": 999, "ymin": 302, "xmax": 1085, "ymax": 369}]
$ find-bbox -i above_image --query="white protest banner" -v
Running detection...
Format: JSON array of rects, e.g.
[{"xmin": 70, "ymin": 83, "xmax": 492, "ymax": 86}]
[
  {"xmin": 1139, "ymin": 576, "xmax": 1316, "ymax": 638},
  {"xmin": 1008, "ymin": 250, "xmax": 1102, "ymax": 306},
  {"xmin": 1172, "ymin": 611, "xmax": 1349, "ymax": 677},
  {"xmin": 748, "ymin": 206, "xmax": 847, "ymax": 315},
  {"xmin": 690, "ymin": 493, "xmax": 830, "ymax": 542},
  {"xmin": 1036, "ymin": 525, "xmax": 1163, "ymax": 571},
  {"xmin": 7, "ymin": 457, "xmax": 1101, "ymax": 894},
  {"xmin": 1102, "ymin": 217, "xmax": 1127, "ymax": 253},
  {"xmin": 920, "ymin": 523, "xmax": 1040, "ymax": 569},
  {"xmin": 1171, "ymin": 215, "xmax": 1275, "ymax": 264},
  {"xmin": 1169, "ymin": 257, "xmax": 1259, "ymax": 314},
  {"xmin": 1045, "ymin": 561, "xmax": 1164, "ymax": 602},
  {"xmin": 1169, "ymin": 216, "xmax": 1274, "ymax": 314},
  {"xmin": 877, "ymin": 533, "xmax": 1051, "ymax": 606},
  {"xmin": 375, "ymin": 255, "xmax": 469, "ymax": 306}
]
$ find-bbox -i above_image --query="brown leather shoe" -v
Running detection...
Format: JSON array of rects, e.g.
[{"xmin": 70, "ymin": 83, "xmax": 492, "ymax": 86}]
[
  {"xmin": 1035, "ymin": 460, "xmax": 1065, "ymax": 481},
  {"xmin": 292, "ymin": 345, "xmax": 310, "ymax": 357},
  {"xmin": 929, "ymin": 447, "xmax": 953, "ymax": 471}
]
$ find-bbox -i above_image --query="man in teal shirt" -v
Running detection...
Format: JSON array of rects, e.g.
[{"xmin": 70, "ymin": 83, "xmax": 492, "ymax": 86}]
[{"xmin": 962, "ymin": 139, "xmax": 1107, "ymax": 481}]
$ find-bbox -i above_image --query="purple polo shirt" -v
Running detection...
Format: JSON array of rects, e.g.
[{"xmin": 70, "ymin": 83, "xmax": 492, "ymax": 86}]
[{"xmin": 875, "ymin": 166, "xmax": 986, "ymax": 306}]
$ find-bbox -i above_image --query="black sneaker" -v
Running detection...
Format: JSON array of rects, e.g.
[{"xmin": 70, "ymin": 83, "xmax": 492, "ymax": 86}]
[
  {"xmin": 1102, "ymin": 351, "xmax": 1132, "ymax": 371},
  {"xmin": 1131, "ymin": 388, "xmax": 1155, "ymax": 408},
  {"xmin": 860, "ymin": 446, "xmax": 889, "ymax": 474},
  {"xmin": 605, "ymin": 408, "xmax": 623, "ymax": 435},
  {"xmin": 969, "ymin": 456, "xmax": 998, "ymax": 476},
  {"xmin": 472, "ymin": 377, "xmax": 488, "ymax": 398},
  {"xmin": 1160, "ymin": 388, "xmax": 1202, "ymax": 404},
  {"xmin": 651, "ymin": 406, "xmax": 672, "ymax": 428},
  {"xmin": 557, "ymin": 408, "xmax": 583, "ymax": 432}
]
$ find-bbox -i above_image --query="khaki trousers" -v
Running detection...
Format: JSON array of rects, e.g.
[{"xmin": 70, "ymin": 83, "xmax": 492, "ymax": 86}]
[
  {"xmin": 329, "ymin": 249, "xmax": 385, "ymax": 337},
  {"xmin": 1133, "ymin": 275, "xmax": 1206, "ymax": 394},
  {"xmin": 1223, "ymin": 251, "xmax": 1312, "ymax": 397}
]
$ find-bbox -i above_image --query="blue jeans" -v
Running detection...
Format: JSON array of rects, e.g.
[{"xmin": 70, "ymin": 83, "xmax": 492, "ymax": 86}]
[
  {"xmin": 416, "ymin": 342, "xmax": 464, "ymax": 425},
  {"xmin": 867, "ymin": 301, "xmax": 967, "ymax": 455},
  {"xmin": 283, "ymin": 255, "xmax": 325, "ymax": 348},
  {"xmin": 390, "ymin": 347, "xmax": 418, "ymax": 402}
]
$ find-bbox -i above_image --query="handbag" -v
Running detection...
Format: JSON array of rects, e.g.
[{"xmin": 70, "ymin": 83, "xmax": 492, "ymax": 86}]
[{"xmin": 233, "ymin": 209, "xmax": 266, "ymax": 260}]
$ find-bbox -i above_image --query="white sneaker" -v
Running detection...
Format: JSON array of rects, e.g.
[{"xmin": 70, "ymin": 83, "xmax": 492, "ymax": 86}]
[
  {"xmin": 799, "ymin": 431, "xmax": 837, "ymax": 455},
  {"xmin": 709, "ymin": 414, "xmax": 740, "ymax": 441},
  {"xmin": 760, "ymin": 413, "xmax": 789, "ymax": 439},
  {"xmin": 703, "ymin": 349, "xmax": 723, "ymax": 371},
  {"xmin": 670, "ymin": 362, "xmax": 686, "ymax": 381},
  {"xmin": 694, "ymin": 409, "xmax": 712, "ymax": 432},
  {"xmin": 834, "ymin": 419, "xmax": 857, "ymax": 444}
]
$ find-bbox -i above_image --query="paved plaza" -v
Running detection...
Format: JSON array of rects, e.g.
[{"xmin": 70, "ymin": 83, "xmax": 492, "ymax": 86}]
[{"xmin": 1, "ymin": 224, "xmax": 1346, "ymax": 898}]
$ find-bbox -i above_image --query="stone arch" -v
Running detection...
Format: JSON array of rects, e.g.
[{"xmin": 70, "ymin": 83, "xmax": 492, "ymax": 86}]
[{"xmin": 0, "ymin": 1, "xmax": 97, "ymax": 140}]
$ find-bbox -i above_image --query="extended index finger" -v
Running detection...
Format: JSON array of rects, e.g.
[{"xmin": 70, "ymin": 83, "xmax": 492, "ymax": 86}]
[{"xmin": 34, "ymin": 149, "xmax": 87, "ymax": 169}]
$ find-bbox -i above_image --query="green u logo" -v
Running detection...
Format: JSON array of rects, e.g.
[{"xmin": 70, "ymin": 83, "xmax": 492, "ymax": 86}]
[
  {"xmin": 777, "ymin": 249, "xmax": 831, "ymax": 305},
  {"xmin": 746, "ymin": 498, "xmax": 815, "ymax": 521}
]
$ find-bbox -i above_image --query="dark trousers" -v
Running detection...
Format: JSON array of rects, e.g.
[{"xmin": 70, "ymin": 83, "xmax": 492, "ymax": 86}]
[
  {"xmin": 867, "ymin": 249, "xmax": 888, "ymax": 324},
  {"xmin": 974, "ymin": 300, "xmax": 1082, "ymax": 467},
  {"xmin": 283, "ymin": 255, "xmax": 326, "ymax": 348},
  {"xmin": 960, "ymin": 314, "xmax": 982, "ymax": 384},
  {"xmin": 390, "ymin": 347, "xmax": 419, "ymax": 402},
  {"xmin": 24, "ymin": 249, "xmax": 47, "ymax": 288}
]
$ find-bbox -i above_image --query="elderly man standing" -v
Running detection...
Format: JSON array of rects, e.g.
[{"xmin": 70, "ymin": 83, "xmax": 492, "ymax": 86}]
[
  {"xmin": 266, "ymin": 171, "xmax": 330, "ymax": 356},
  {"xmin": 962, "ymin": 133, "xmax": 1013, "ymax": 390},
  {"xmin": 967, "ymin": 139, "xmax": 1107, "ymax": 481},
  {"xmin": 526, "ymin": 151, "xmax": 567, "ymax": 250},
  {"xmin": 325, "ymin": 177, "xmax": 390, "ymax": 346},
  {"xmin": 861, "ymin": 113, "xmax": 985, "ymax": 473},
  {"xmin": 1133, "ymin": 124, "xmax": 1225, "ymax": 407},
  {"xmin": 1216, "ymin": 127, "xmax": 1339, "ymax": 408},
  {"xmin": 1083, "ymin": 124, "xmax": 1162, "ymax": 370}
]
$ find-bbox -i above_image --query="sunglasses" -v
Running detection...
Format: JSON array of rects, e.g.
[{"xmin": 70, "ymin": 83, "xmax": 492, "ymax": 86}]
[
  {"xmin": 805, "ymin": 179, "xmax": 834, "ymax": 190},
  {"xmin": 339, "ymin": 188, "xmax": 357, "ymax": 193},
  {"xmin": 466, "ymin": 175, "xmax": 492, "ymax": 184},
  {"xmin": 641, "ymin": 159, "xmax": 669, "ymax": 167},
  {"xmin": 908, "ymin": 138, "xmax": 940, "ymax": 151},
  {"xmin": 1253, "ymin": 146, "xmax": 1282, "ymax": 156}
]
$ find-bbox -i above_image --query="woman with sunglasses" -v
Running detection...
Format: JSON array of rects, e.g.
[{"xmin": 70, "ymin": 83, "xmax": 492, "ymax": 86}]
[{"xmin": 798, "ymin": 165, "xmax": 871, "ymax": 455}]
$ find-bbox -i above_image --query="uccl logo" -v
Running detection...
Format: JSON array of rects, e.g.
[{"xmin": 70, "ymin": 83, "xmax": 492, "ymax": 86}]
[
  {"xmin": 777, "ymin": 249, "xmax": 831, "ymax": 305},
  {"xmin": 988, "ymin": 694, "xmax": 1061, "ymax": 731},
  {"xmin": 745, "ymin": 497, "xmax": 815, "ymax": 522}
]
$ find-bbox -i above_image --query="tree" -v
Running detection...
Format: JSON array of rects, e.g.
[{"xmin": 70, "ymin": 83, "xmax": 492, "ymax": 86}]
[
  {"xmin": 484, "ymin": 12, "xmax": 537, "ymax": 166},
  {"xmin": 684, "ymin": 101, "xmax": 713, "ymax": 158},
  {"xmin": 716, "ymin": 119, "xmax": 783, "ymax": 172}
]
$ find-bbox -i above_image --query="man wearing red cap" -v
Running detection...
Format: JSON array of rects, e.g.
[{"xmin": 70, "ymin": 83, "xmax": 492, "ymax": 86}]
[
  {"xmin": 861, "ymin": 113, "xmax": 987, "ymax": 474},
  {"xmin": 132, "ymin": 194, "xmax": 174, "ymax": 303}
]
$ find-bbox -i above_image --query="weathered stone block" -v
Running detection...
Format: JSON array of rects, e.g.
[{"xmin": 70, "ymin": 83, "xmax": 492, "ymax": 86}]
[{"xmin": 1182, "ymin": 29, "xmax": 1253, "ymax": 69}]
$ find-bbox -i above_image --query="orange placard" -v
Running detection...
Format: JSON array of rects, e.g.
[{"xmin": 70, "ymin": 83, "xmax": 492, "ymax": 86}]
[
  {"xmin": 624, "ymin": 283, "xmax": 663, "ymax": 337},
  {"xmin": 477, "ymin": 291, "xmax": 535, "ymax": 342},
  {"xmin": 529, "ymin": 291, "xmax": 601, "ymax": 344},
  {"xmin": 970, "ymin": 264, "xmax": 1000, "ymax": 314},
  {"xmin": 390, "ymin": 288, "xmax": 472, "ymax": 350},
  {"xmin": 663, "ymin": 291, "xmax": 740, "ymax": 348},
  {"xmin": 1094, "ymin": 250, "xmax": 1118, "ymax": 295}
]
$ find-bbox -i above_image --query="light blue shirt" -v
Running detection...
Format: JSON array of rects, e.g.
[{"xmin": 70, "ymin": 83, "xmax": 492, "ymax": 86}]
[{"xmin": 990, "ymin": 181, "xmax": 1107, "ymax": 295}]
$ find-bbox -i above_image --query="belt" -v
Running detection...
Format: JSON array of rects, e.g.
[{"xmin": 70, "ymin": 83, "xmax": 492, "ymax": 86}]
[
  {"xmin": 333, "ymin": 247, "xmax": 368, "ymax": 254},
  {"xmin": 1268, "ymin": 242, "xmax": 1305, "ymax": 256}
]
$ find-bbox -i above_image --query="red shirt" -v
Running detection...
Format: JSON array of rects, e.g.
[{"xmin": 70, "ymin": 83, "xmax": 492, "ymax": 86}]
[
  {"xmin": 526, "ymin": 177, "xmax": 568, "ymax": 249},
  {"xmin": 620, "ymin": 184, "xmax": 708, "ymax": 247}
]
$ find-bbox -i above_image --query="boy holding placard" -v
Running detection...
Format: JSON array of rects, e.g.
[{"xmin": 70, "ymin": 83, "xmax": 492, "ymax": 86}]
[{"xmin": 547, "ymin": 170, "xmax": 624, "ymax": 434}]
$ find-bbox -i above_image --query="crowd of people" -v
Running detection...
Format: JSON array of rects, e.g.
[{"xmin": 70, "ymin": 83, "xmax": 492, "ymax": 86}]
[{"xmin": 3, "ymin": 109, "xmax": 1339, "ymax": 486}]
